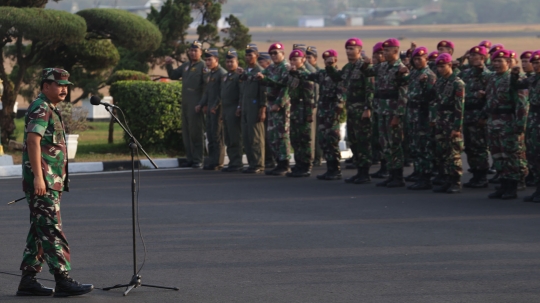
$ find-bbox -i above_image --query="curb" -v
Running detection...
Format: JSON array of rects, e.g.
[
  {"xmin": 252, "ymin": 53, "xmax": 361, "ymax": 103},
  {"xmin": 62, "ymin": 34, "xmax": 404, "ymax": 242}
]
[{"xmin": 0, "ymin": 150, "xmax": 353, "ymax": 178}]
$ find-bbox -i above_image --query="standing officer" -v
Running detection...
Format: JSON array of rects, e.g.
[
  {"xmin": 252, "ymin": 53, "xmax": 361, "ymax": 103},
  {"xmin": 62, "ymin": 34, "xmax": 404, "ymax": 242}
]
[
  {"xmin": 258, "ymin": 52, "xmax": 272, "ymax": 69},
  {"xmin": 306, "ymin": 46, "xmax": 324, "ymax": 167},
  {"xmin": 257, "ymin": 52, "xmax": 275, "ymax": 169},
  {"xmin": 326, "ymin": 38, "xmax": 373, "ymax": 185},
  {"xmin": 237, "ymin": 44, "xmax": 267, "ymax": 173},
  {"xmin": 406, "ymin": 47, "xmax": 437, "ymax": 190},
  {"xmin": 484, "ymin": 49, "xmax": 528, "ymax": 200},
  {"xmin": 18, "ymin": 68, "xmax": 93, "ymax": 297},
  {"xmin": 166, "ymin": 41, "xmax": 206, "ymax": 168},
  {"xmin": 459, "ymin": 46, "xmax": 490, "ymax": 189},
  {"xmin": 363, "ymin": 38, "xmax": 409, "ymax": 188},
  {"xmin": 428, "ymin": 51, "xmax": 439, "ymax": 73},
  {"xmin": 513, "ymin": 50, "xmax": 540, "ymax": 202},
  {"xmin": 196, "ymin": 48, "xmax": 226, "ymax": 170},
  {"xmin": 430, "ymin": 54, "xmax": 465, "ymax": 193},
  {"xmin": 520, "ymin": 50, "xmax": 536, "ymax": 187},
  {"xmin": 258, "ymin": 43, "xmax": 292, "ymax": 176},
  {"xmin": 221, "ymin": 49, "xmax": 243, "ymax": 172}
]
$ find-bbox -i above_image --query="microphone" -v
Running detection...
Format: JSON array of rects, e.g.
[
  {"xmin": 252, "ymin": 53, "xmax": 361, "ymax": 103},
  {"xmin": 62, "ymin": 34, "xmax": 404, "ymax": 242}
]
[{"xmin": 90, "ymin": 96, "xmax": 118, "ymax": 109}]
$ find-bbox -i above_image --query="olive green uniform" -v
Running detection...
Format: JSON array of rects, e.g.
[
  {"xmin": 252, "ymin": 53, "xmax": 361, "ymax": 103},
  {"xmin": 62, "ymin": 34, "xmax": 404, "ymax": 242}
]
[{"xmin": 221, "ymin": 70, "xmax": 243, "ymax": 169}]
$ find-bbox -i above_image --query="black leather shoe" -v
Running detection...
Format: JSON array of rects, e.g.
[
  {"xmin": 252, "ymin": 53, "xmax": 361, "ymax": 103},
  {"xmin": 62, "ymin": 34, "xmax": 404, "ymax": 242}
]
[
  {"xmin": 53, "ymin": 272, "xmax": 93, "ymax": 298},
  {"xmin": 446, "ymin": 175, "xmax": 462, "ymax": 194},
  {"xmin": 404, "ymin": 171, "xmax": 420, "ymax": 182},
  {"xmin": 222, "ymin": 166, "xmax": 243, "ymax": 172},
  {"xmin": 489, "ymin": 179, "xmax": 507, "ymax": 199},
  {"xmin": 387, "ymin": 169, "xmax": 406, "ymax": 188},
  {"xmin": 180, "ymin": 161, "xmax": 193, "ymax": 168},
  {"xmin": 191, "ymin": 162, "xmax": 202, "ymax": 169},
  {"xmin": 354, "ymin": 166, "xmax": 371, "ymax": 184},
  {"xmin": 344, "ymin": 167, "xmax": 361, "ymax": 183},
  {"xmin": 16, "ymin": 271, "xmax": 54, "ymax": 296},
  {"xmin": 408, "ymin": 174, "xmax": 433, "ymax": 190},
  {"xmin": 243, "ymin": 167, "xmax": 263, "ymax": 174},
  {"xmin": 502, "ymin": 179, "xmax": 518, "ymax": 200}
]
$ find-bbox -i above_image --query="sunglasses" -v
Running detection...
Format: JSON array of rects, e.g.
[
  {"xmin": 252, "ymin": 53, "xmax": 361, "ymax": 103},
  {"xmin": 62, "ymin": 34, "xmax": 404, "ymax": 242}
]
[{"xmin": 269, "ymin": 51, "xmax": 280, "ymax": 56}]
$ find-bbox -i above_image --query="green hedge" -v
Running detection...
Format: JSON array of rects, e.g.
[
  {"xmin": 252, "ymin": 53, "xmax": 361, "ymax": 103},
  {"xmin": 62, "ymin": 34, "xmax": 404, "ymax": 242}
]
[
  {"xmin": 107, "ymin": 70, "xmax": 151, "ymax": 85},
  {"xmin": 109, "ymin": 81, "xmax": 182, "ymax": 151}
]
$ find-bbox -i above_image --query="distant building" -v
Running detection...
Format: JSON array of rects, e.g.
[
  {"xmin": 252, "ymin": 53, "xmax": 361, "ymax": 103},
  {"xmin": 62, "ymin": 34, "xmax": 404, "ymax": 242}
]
[{"xmin": 298, "ymin": 16, "xmax": 325, "ymax": 28}]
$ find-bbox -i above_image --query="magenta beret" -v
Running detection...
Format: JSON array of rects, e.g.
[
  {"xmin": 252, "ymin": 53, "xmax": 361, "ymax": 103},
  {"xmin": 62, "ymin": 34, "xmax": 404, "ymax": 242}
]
[
  {"xmin": 491, "ymin": 49, "xmax": 511, "ymax": 60},
  {"xmin": 508, "ymin": 50, "xmax": 517, "ymax": 59},
  {"xmin": 437, "ymin": 40, "xmax": 455, "ymax": 50},
  {"xmin": 428, "ymin": 51, "xmax": 439, "ymax": 60},
  {"xmin": 479, "ymin": 40, "xmax": 492, "ymax": 49},
  {"xmin": 489, "ymin": 44, "xmax": 504, "ymax": 54},
  {"xmin": 268, "ymin": 43, "xmax": 284, "ymax": 52},
  {"xmin": 322, "ymin": 49, "xmax": 338, "ymax": 59},
  {"xmin": 373, "ymin": 42, "xmax": 384, "ymax": 53},
  {"xmin": 412, "ymin": 47, "xmax": 428, "ymax": 58},
  {"xmin": 530, "ymin": 50, "xmax": 540, "ymax": 62},
  {"xmin": 289, "ymin": 50, "xmax": 304, "ymax": 60},
  {"xmin": 345, "ymin": 38, "xmax": 363, "ymax": 48},
  {"xmin": 436, "ymin": 53, "xmax": 452, "ymax": 65},
  {"xmin": 383, "ymin": 38, "xmax": 400, "ymax": 48},
  {"xmin": 469, "ymin": 46, "xmax": 487, "ymax": 56},
  {"xmin": 521, "ymin": 51, "xmax": 533, "ymax": 60}
]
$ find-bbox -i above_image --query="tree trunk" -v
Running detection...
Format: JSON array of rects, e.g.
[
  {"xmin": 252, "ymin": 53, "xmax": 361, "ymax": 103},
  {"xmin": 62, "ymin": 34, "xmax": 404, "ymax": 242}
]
[{"xmin": 0, "ymin": 81, "xmax": 16, "ymax": 145}]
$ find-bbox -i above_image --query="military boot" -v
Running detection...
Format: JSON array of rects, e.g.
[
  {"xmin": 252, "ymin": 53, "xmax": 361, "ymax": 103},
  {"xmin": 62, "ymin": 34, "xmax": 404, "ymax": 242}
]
[
  {"xmin": 269, "ymin": 160, "xmax": 290, "ymax": 176},
  {"xmin": 524, "ymin": 184, "xmax": 540, "ymax": 202},
  {"xmin": 376, "ymin": 170, "xmax": 394, "ymax": 187},
  {"xmin": 404, "ymin": 169, "xmax": 420, "ymax": 182},
  {"xmin": 286, "ymin": 163, "xmax": 301, "ymax": 177},
  {"xmin": 488, "ymin": 179, "xmax": 507, "ymax": 199},
  {"xmin": 408, "ymin": 173, "xmax": 433, "ymax": 190},
  {"xmin": 446, "ymin": 175, "xmax": 462, "ymax": 194},
  {"xmin": 525, "ymin": 173, "xmax": 536, "ymax": 187},
  {"xmin": 463, "ymin": 169, "xmax": 478, "ymax": 188},
  {"xmin": 316, "ymin": 161, "xmax": 332, "ymax": 180},
  {"xmin": 501, "ymin": 179, "xmax": 518, "ymax": 200},
  {"xmin": 387, "ymin": 169, "xmax": 406, "ymax": 187},
  {"xmin": 466, "ymin": 169, "xmax": 489, "ymax": 188},
  {"xmin": 517, "ymin": 180, "xmax": 527, "ymax": 191},
  {"xmin": 489, "ymin": 172, "xmax": 501, "ymax": 184},
  {"xmin": 345, "ymin": 167, "xmax": 362, "ymax": 183},
  {"xmin": 291, "ymin": 162, "xmax": 311, "ymax": 177},
  {"xmin": 16, "ymin": 271, "xmax": 54, "ymax": 296},
  {"xmin": 326, "ymin": 161, "xmax": 343, "ymax": 180},
  {"xmin": 371, "ymin": 159, "xmax": 390, "ymax": 179},
  {"xmin": 354, "ymin": 166, "xmax": 372, "ymax": 184},
  {"xmin": 433, "ymin": 175, "xmax": 451, "ymax": 193},
  {"xmin": 53, "ymin": 272, "xmax": 93, "ymax": 297},
  {"xmin": 432, "ymin": 167, "xmax": 447, "ymax": 186}
]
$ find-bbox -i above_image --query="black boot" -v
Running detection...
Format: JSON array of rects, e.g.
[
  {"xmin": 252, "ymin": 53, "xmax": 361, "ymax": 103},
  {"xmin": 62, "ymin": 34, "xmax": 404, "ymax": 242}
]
[
  {"xmin": 524, "ymin": 184, "xmax": 540, "ymax": 202},
  {"xmin": 464, "ymin": 169, "xmax": 489, "ymax": 188},
  {"xmin": 286, "ymin": 162, "xmax": 300, "ymax": 177},
  {"xmin": 517, "ymin": 180, "xmax": 527, "ymax": 191},
  {"xmin": 488, "ymin": 179, "xmax": 507, "ymax": 199},
  {"xmin": 404, "ymin": 169, "xmax": 420, "ymax": 182},
  {"xmin": 269, "ymin": 160, "xmax": 290, "ymax": 176},
  {"xmin": 325, "ymin": 161, "xmax": 342, "ymax": 180},
  {"xmin": 501, "ymin": 179, "xmax": 518, "ymax": 200},
  {"xmin": 53, "ymin": 272, "xmax": 93, "ymax": 297},
  {"xmin": 432, "ymin": 167, "xmax": 447, "ymax": 186},
  {"xmin": 446, "ymin": 175, "xmax": 462, "ymax": 194},
  {"xmin": 489, "ymin": 172, "xmax": 501, "ymax": 184},
  {"xmin": 463, "ymin": 169, "xmax": 478, "ymax": 188},
  {"xmin": 291, "ymin": 162, "xmax": 311, "ymax": 177},
  {"xmin": 387, "ymin": 169, "xmax": 406, "ymax": 187},
  {"xmin": 376, "ymin": 170, "xmax": 394, "ymax": 187},
  {"xmin": 371, "ymin": 159, "xmax": 390, "ymax": 179},
  {"xmin": 433, "ymin": 175, "xmax": 451, "ymax": 193},
  {"xmin": 317, "ymin": 161, "xmax": 332, "ymax": 180},
  {"xmin": 354, "ymin": 166, "xmax": 372, "ymax": 184},
  {"xmin": 345, "ymin": 167, "xmax": 362, "ymax": 183},
  {"xmin": 16, "ymin": 271, "xmax": 54, "ymax": 296},
  {"xmin": 408, "ymin": 173, "xmax": 433, "ymax": 190},
  {"xmin": 525, "ymin": 173, "xmax": 535, "ymax": 187}
]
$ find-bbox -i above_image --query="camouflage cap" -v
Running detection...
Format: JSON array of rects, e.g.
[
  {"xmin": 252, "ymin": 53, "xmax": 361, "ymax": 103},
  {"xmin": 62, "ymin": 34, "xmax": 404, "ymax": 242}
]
[{"xmin": 42, "ymin": 68, "xmax": 73, "ymax": 85}]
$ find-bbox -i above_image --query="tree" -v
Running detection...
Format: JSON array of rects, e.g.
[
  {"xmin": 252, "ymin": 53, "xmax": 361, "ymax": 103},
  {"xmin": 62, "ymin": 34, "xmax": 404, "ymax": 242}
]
[
  {"xmin": 193, "ymin": 0, "xmax": 225, "ymax": 48},
  {"xmin": 0, "ymin": 4, "xmax": 87, "ymax": 143},
  {"xmin": 222, "ymin": 14, "xmax": 251, "ymax": 50}
]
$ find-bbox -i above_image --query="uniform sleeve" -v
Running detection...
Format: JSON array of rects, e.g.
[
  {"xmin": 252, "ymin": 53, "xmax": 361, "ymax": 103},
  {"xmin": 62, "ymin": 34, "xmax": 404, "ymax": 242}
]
[
  {"xmin": 453, "ymin": 81, "xmax": 465, "ymax": 131},
  {"xmin": 166, "ymin": 63, "xmax": 184, "ymax": 80},
  {"xmin": 511, "ymin": 73, "xmax": 530, "ymax": 90},
  {"xmin": 303, "ymin": 78, "xmax": 315, "ymax": 116},
  {"xmin": 395, "ymin": 68, "xmax": 409, "ymax": 116},
  {"xmin": 514, "ymin": 86, "xmax": 529, "ymax": 133},
  {"xmin": 258, "ymin": 82, "xmax": 268, "ymax": 108},
  {"xmin": 325, "ymin": 65, "xmax": 344, "ymax": 83},
  {"xmin": 25, "ymin": 102, "xmax": 51, "ymax": 136},
  {"xmin": 361, "ymin": 64, "xmax": 377, "ymax": 77},
  {"xmin": 199, "ymin": 76, "xmax": 209, "ymax": 107}
]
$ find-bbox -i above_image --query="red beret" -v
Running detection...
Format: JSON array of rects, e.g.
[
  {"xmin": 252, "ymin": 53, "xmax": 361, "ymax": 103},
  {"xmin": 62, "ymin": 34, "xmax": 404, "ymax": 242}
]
[
  {"xmin": 489, "ymin": 44, "xmax": 504, "ymax": 54},
  {"xmin": 412, "ymin": 47, "xmax": 428, "ymax": 58},
  {"xmin": 508, "ymin": 50, "xmax": 517, "ymax": 59},
  {"xmin": 479, "ymin": 40, "xmax": 492, "ymax": 49},
  {"xmin": 437, "ymin": 40, "xmax": 455, "ymax": 50},
  {"xmin": 373, "ymin": 42, "xmax": 384, "ymax": 53},
  {"xmin": 491, "ymin": 49, "xmax": 511, "ymax": 60},
  {"xmin": 436, "ymin": 53, "xmax": 452, "ymax": 65},
  {"xmin": 383, "ymin": 38, "xmax": 400, "ymax": 48},
  {"xmin": 469, "ymin": 46, "xmax": 487, "ymax": 56},
  {"xmin": 428, "ymin": 51, "xmax": 439, "ymax": 60},
  {"xmin": 345, "ymin": 38, "xmax": 363, "ymax": 48},
  {"xmin": 322, "ymin": 49, "xmax": 338, "ymax": 59},
  {"xmin": 268, "ymin": 43, "xmax": 284, "ymax": 52},
  {"xmin": 521, "ymin": 51, "xmax": 533, "ymax": 60},
  {"xmin": 530, "ymin": 50, "xmax": 540, "ymax": 62},
  {"xmin": 289, "ymin": 50, "xmax": 304, "ymax": 60}
]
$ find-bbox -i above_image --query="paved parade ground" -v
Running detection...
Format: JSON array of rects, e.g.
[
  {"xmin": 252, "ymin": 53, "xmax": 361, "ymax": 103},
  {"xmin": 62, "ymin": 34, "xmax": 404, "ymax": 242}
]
[{"xmin": 1, "ymin": 166, "xmax": 540, "ymax": 302}]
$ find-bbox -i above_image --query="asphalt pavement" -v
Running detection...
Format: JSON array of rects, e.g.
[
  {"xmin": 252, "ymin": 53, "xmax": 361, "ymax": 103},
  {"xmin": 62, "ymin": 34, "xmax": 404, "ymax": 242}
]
[{"xmin": 1, "ymin": 166, "xmax": 540, "ymax": 302}]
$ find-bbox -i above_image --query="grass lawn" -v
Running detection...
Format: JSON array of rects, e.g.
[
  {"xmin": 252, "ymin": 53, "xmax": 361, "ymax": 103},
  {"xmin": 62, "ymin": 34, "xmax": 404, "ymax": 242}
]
[{"xmin": 6, "ymin": 118, "xmax": 183, "ymax": 164}]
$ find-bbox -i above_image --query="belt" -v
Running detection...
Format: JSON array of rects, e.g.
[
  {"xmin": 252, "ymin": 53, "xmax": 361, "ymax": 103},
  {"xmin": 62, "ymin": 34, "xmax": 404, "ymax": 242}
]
[
  {"xmin": 464, "ymin": 103, "xmax": 484, "ymax": 110},
  {"xmin": 374, "ymin": 90, "xmax": 399, "ymax": 99},
  {"xmin": 490, "ymin": 107, "xmax": 514, "ymax": 114}
]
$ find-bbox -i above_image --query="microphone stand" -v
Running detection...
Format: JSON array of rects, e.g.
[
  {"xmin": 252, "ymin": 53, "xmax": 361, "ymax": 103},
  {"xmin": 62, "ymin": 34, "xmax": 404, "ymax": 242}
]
[{"xmin": 101, "ymin": 105, "xmax": 179, "ymax": 296}]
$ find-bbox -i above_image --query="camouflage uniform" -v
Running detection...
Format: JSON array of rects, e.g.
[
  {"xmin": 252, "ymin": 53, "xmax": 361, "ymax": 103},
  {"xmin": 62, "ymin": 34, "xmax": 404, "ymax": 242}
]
[
  {"xmin": 459, "ymin": 66, "xmax": 490, "ymax": 186},
  {"xmin": 327, "ymin": 58, "xmax": 373, "ymax": 183},
  {"xmin": 261, "ymin": 61, "xmax": 291, "ymax": 163},
  {"xmin": 407, "ymin": 66, "xmax": 437, "ymax": 181},
  {"xmin": 430, "ymin": 73, "xmax": 465, "ymax": 180},
  {"xmin": 200, "ymin": 64, "xmax": 227, "ymax": 169},
  {"xmin": 484, "ymin": 68, "xmax": 528, "ymax": 198},
  {"xmin": 311, "ymin": 63, "xmax": 323, "ymax": 166},
  {"xmin": 363, "ymin": 59, "xmax": 409, "ymax": 185},
  {"xmin": 21, "ymin": 83, "xmax": 71, "ymax": 274}
]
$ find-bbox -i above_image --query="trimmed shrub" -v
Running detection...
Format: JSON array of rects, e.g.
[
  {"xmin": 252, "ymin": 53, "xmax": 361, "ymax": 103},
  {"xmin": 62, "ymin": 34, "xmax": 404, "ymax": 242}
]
[
  {"xmin": 109, "ymin": 81, "xmax": 182, "ymax": 151},
  {"xmin": 107, "ymin": 70, "xmax": 151, "ymax": 85}
]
